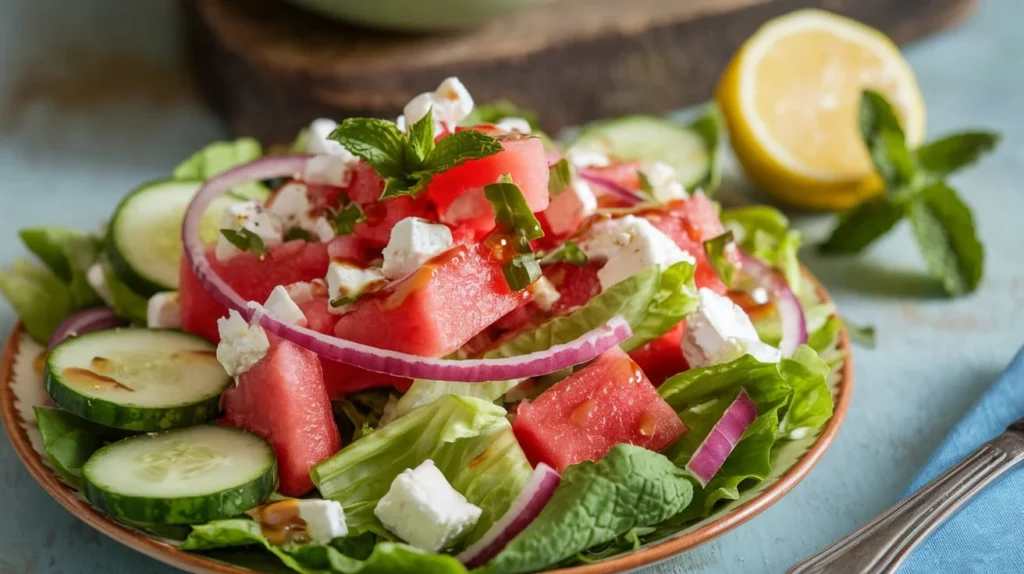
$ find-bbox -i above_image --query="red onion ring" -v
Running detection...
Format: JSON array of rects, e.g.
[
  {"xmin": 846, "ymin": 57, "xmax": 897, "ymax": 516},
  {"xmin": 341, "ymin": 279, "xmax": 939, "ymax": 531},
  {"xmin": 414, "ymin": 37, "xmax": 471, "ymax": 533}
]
[
  {"xmin": 578, "ymin": 169, "xmax": 646, "ymax": 205},
  {"xmin": 738, "ymin": 252, "xmax": 807, "ymax": 357},
  {"xmin": 180, "ymin": 155, "xmax": 633, "ymax": 381},
  {"xmin": 48, "ymin": 307, "xmax": 121, "ymax": 350},
  {"xmin": 458, "ymin": 463, "xmax": 561, "ymax": 568},
  {"xmin": 685, "ymin": 390, "xmax": 758, "ymax": 486}
]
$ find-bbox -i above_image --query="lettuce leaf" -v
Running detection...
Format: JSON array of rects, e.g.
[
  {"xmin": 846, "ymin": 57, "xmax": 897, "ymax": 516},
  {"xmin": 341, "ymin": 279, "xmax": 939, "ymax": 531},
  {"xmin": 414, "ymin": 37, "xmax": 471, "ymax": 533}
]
[
  {"xmin": 174, "ymin": 138, "xmax": 270, "ymax": 200},
  {"xmin": 483, "ymin": 445, "xmax": 693, "ymax": 574},
  {"xmin": 720, "ymin": 206, "xmax": 803, "ymax": 292},
  {"xmin": 182, "ymin": 519, "xmax": 467, "ymax": 574},
  {"xmin": 0, "ymin": 259, "xmax": 75, "ymax": 343},
  {"xmin": 102, "ymin": 257, "xmax": 149, "ymax": 325},
  {"xmin": 395, "ymin": 379, "xmax": 519, "ymax": 418},
  {"xmin": 33, "ymin": 406, "xmax": 122, "ymax": 489},
  {"xmin": 311, "ymin": 395, "xmax": 532, "ymax": 547}
]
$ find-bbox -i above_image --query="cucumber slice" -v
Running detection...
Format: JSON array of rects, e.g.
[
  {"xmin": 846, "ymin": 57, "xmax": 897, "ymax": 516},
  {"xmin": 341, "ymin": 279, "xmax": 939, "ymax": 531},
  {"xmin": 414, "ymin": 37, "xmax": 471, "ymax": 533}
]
[
  {"xmin": 105, "ymin": 179, "xmax": 244, "ymax": 295},
  {"xmin": 83, "ymin": 425, "xmax": 277, "ymax": 524},
  {"xmin": 46, "ymin": 329, "xmax": 231, "ymax": 431},
  {"xmin": 570, "ymin": 115, "xmax": 713, "ymax": 189}
]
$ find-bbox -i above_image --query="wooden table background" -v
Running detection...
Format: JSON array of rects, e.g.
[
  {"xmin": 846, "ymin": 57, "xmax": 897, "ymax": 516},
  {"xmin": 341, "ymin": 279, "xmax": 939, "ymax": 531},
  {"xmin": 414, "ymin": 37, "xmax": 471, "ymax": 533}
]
[{"xmin": 1, "ymin": 1, "xmax": 1022, "ymax": 572}]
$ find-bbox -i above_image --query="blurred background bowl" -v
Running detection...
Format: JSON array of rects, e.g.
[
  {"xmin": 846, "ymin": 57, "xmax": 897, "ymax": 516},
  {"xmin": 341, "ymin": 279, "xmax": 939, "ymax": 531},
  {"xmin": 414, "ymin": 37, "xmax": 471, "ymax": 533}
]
[{"xmin": 286, "ymin": 0, "xmax": 556, "ymax": 31}]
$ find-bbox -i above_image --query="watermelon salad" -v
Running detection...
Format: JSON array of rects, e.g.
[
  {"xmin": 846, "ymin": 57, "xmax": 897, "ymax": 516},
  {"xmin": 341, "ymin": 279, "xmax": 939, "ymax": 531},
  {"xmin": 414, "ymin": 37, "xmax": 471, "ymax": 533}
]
[{"xmin": 0, "ymin": 77, "xmax": 845, "ymax": 574}]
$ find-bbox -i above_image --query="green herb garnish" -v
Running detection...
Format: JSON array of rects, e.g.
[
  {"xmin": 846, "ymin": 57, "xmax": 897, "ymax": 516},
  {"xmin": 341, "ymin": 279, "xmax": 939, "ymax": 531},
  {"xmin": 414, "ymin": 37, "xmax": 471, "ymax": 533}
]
[
  {"xmin": 329, "ymin": 110, "xmax": 503, "ymax": 200},
  {"xmin": 637, "ymin": 171, "xmax": 655, "ymax": 197},
  {"xmin": 541, "ymin": 241, "xmax": 589, "ymax": 266},
  {"xmin": 483, "ymin": 175, "xmax": 546, "ymax": 291},
  {"xmin": 843, "ymin": 318, "xmax": 877, "ymax": 349},
  {"xmin": 330, "ymin": 296, "xmax": 357, "ymax": 308},
  {"xmin": 332, "ymin": 203, "xmax": 367, "ymax": 235},
  {"xmin": 703, "ymin": 231, "xmax": 737, "ymax": 288},
  {"xmin": 503, "ymin": 254, "xmax": 542, "ymax": 292},
  {"xmin": 283, "ymin": 226, "xmax": 311, "ymax": 242},
  {"xmin": 548, "ymin": 158, "xmax": 574, "ymax": 198},
  {"xmin": 819, "ymin": 90, "xmax": 998, "ymax": 296},
  {"xmin": 219, "ymin": 228, "xmax": 267, "ymax": 257}
]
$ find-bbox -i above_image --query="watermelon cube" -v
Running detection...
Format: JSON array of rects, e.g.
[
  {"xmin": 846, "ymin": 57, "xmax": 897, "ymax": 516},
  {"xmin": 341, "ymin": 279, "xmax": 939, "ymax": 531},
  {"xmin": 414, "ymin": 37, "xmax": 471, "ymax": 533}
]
[
  {"xmin": 222, "ymin": 337, "xmax": 342, "ymax": 496},
  {"xmin": 332, "ymin": 244, "xmax": 530, "ymax": 357},
  {"xmin": 512, "ymin": 347, "xmax": 687, "ymax": 472},
  {"xmin": 646, "ymin": 193, "xmax": 738, "ymax": 294},
  {"xmin": 628, "ymin": 322, "xmax": 690, "ymax": 386}
]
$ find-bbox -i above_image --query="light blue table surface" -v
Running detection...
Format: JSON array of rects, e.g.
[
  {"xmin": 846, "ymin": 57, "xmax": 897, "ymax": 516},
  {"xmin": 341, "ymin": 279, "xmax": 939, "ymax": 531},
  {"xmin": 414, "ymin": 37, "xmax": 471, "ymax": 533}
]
[{"xmin": 1, "ymin": 1, "xmax": 1022, "ymax": 573}]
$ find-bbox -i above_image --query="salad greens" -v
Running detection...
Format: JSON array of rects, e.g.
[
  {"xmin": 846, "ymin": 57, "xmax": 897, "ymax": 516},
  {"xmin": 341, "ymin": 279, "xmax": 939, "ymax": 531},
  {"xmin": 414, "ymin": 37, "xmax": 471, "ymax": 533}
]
[
  {"xmin": 720, "ymin": 205, "xmax": 803, "ymax": 292},
  {"xmin": 820, "ymin": 90, "xmax": 998, "ymax": 296},
  {"xmin": 484, "ymin": 176, "xmax": 546, "ymax": 290},
  {"xmin": 687, "ymin": 104, "xmax": 725, "ymax": 193},
  {"xmin": 702, "ymin": 231, "xmax": 737, "ymax": 288},
  {"xmin": 220, "ymin": 228, "xmax": 269, "ymax": 257},
  {"xmin": 33, "ymin": 406, "xmax": 122, "ymax": 489},
  {"xmin": 332, "ymin": 203, "xmax": 367, "ymax": 236},
  {"xmin": 312, "ymin": 395, "xmax": 532, "ymax": 546},
  {"xmin": 173, "ymin": 137, "xmax": 270, "ymax": 201},
  {"xmin": 546, "ymin": 159, "xmax": 574, "ymax": 198}
]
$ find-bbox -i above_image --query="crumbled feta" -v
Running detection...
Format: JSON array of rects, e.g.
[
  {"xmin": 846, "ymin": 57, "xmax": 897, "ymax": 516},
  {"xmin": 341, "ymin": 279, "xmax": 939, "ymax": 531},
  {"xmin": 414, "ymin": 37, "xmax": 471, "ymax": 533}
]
[
  {"xmin": 263, "ymin": 286, "xmax": 307, "ymax": 326},
  {"xmin": 374, "ymin": 460, "xmax": 482, "ymax": 552},
  {"xmin": 215, "ymin": 201, "xmax": 283, "ymax": 261},
  {"xmin": 86, "ymin": 263, "xmax": 114, "ymax": 307},
  {"xmin": 567, "ymin": 147, "xmax": 611, "ymax": 169},
  {"xmin": 307, "ymin": 118, "xmax": 349, "ymax": 156},
  {"xmin": 681, "ymin": 288, "xmax": 781, "ymax": 368},
  {"xmin": 268, "ymin": 183, "xmax": 336, "ymax": 242},
  {"xmin": 395, "ymin": 115, "xmax": 408, "ymax": 133},
  {"xmin": 303, "ymin": 119, "xmax": 360, "ymax": 186},
  {"xmin": 544, "ymin": 179, "xmax": 597, "ymax": 236},
  {"xmin": 325, "ymin": 261, "xmax": 387, "ymax": 314},
  {"xmin": 381, "ymin": 217, "xmax": 454, "ymax": 280},
  {"xmin": 403, "ymin": 77, "xmax": 475, "ymax": 135},
  {"xmin": 296, "ymin": 499, "xmax": 349, "ymax": 543},
  {"xmin": 643, "ymin": 162, "xmax": 688, "ymax": 203},
  {"xmin": 146, "ymin": 291, "xmax": 181, "ymax": 329},
  {"xmin": 578, "ymin": 215, "xmax": 695, "ymax": 291},
  {"xmin": 216, "ymin": 310, "xmax": 270, "ymax": 377},
  {"xmin": 283, "ymin": 279, "xmax": 327, "ymax": 306},
  {"xmin": 496, "ymin": 117, "xmax": 532, "ymax": 134},
  {"xmin": 530, "ymin": 276, "xmax": 561, "ymax": 312},
  {"xmin": 750, "ymin": 287, "xmax": 770, "ymax": 305}
]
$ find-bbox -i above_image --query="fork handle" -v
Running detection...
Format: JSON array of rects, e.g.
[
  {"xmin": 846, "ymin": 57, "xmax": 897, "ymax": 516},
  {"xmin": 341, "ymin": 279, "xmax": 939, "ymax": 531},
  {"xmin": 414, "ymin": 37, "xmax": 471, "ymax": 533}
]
[{"xmin": 788, "ymin": 431, "xmax": 1024, "ymax": 574}]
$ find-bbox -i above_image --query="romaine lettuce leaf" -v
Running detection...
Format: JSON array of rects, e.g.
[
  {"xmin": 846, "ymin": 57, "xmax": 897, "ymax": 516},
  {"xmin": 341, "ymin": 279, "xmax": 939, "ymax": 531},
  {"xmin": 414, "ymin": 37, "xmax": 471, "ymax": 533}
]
[
  {"xmin": 483, "ymin": 445, "xmax": 693, "ymax": 574},
  {"xmin": 0, "ymin": 259, "xmax": 74, "ymax": 343},
  {"xmin": 395, "ymin": 379, "xmax": 519, "ymax": 418},
  {"xmin": 19, "ymin": 227, "xmax": 102, "ymax": 308},
  {"xmin": 174, "ymin": 138, "xmax": 269, "ymax": 200},
  {"xmin": 720, "ymin": 205, "xmax": 803, "ymax": 291},
  {"xmin": 312, "ymin": 395, "xmax": 532, "ymax": 547},
  {"xmin": 33, "ymin": 406, "xmax": 122, "ymax": 489},
  {"xmin": 182, "ymin": 519, "xmax": 467, "ymax": 574},
  {"xmin": 100, "ymin": 255, "xmax": 149, "ymax": 324}
]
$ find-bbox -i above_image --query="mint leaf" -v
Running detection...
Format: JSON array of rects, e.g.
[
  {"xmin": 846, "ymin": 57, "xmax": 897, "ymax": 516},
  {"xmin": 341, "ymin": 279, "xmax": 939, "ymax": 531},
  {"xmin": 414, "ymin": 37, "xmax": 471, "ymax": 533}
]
[
  {"xmin": 220, "ymin": 229, "xmax": 267, "ymax": 257},
  {"xmin": 332, "ymin": 203, "xmax": 367, "ymax": 235},
  {"xmin": 819, "ymin": 196, "xmax": 905, "ymax": 254},
  {"xmin": 908, "ymin": 182, "xmax": 984, "ymax": 295},
  {"xmin": 541, "ymin": 241, "xmax": 588, "ymax": 266},
  {"xmin": 284, "ymin": 227, "xmax": 312, "ymax": 242},
  {"xmin": 703, "ymin": 231, "xmax": 736, "ymax": 288},
  {"xmin": 688, "ymin": 104, "xmax": 724, "ymax": 192},
  {"xmin": 483, "ymin": 176, "xmax": 544, "ymax": 252},
  {"xmin": 503, "ymin": 254, "xmax": 541, "ymax": 292},
  {"xmin": 859, "ymin": 90, "xmax": 914, "ymax": 187},
  {"xmin": 637, "ymin": 171, "xmax": 654, "ymax": 197},
  {"xmin": 424, "ymin": 129, "xmax": 504, "ymax": 174},
  {"xmin": 380, "ymin": 176, "xmax": 416, "ymax": 200},
  {"xmin": 485, "ymin": 445, "xmax": 693, "ymax": 574},
  {"xmin": 406, "ymin": 109, "xmax": 435, "ymax": 169},
  {"xmin": 915, "ymin": 131, "xmax": 1001, "ymax": 177},
  {"xmin": 547, "ymin": 158, "xmax": 574, "ymax": 198},
  {"xmin": 329, "ymin": 118, "xmax": 408, "ymax": 180},
  {"xmin": 843, "ymin": 318, "xmax": 877, "ymax": 348}
]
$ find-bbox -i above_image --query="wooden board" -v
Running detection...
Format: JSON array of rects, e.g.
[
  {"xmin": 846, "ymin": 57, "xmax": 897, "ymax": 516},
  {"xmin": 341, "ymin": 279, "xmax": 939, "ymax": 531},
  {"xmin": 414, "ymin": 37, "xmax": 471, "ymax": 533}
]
[{"xmin": 182, "ymin": 0, "xmax": 976, "ymax": 144}]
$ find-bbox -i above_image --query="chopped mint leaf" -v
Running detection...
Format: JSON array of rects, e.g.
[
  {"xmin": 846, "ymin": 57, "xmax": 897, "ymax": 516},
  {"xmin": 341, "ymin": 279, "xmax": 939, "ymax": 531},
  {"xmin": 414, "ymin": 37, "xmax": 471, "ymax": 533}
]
[
  {"xmin": 330, "ymin": 296, "xmax": 357, "ymax": 308},
  {"xmin": 283, "ymin": 227, "xmax": 312, "ymax": 242},
  {"xmin": 703, "ymin": 231, "xmax": 736, "ymax": 288},
  {"xmin": 541, "ymin": 241, "xmax": 588, "ymax": 266},
  {"xmin": 332, "ymin": 203, "xmax": 367, "ymax": 236},
  {"xmin": 843, "ymin": 319, "xmax": 877, "ymax": 348},
  {"xmin": 484, "ymin": 175, "xmax": 545, "ymax": 253},
  {"xmin": 915, "ymin": 131, "xmax": 1001, "ymax": 178},
  {"xmin": 637, "ymin": 171, "xmax": 654, "ymax": 197},
  {"xmin": 422, "ymin": 129, "xmax": 504, "ymax": 174},
  {"xmin": 220, "ymin": 229, "xmax": 267, "ymax": 257},
  {"xmin": 503, "ymin": 254, "xmax": 542, "ymax": 292},
  {"xmin": 547, "ymin": 158, "xmax": 574, "ymax": 198},
  {"xmin": 406, "ymin": 109, "xmax": 436, "ymax": 168},
  {"xmin": 329, "ymin": 118, "xmax": 408, "ymax": 181}
]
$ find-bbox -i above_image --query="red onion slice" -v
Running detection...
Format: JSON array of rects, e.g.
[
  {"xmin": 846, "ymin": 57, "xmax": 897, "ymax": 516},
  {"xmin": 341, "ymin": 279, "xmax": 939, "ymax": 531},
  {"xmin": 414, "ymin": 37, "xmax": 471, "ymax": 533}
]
[
  {"xmin": 738, "ymin": 252, "xmax": 807, "ymax": 357},
  {"xmin": 249, "ymin": 302, "xmax": 630, "ymax": 381},
  {"xmin": 685, "ymin": 390, "xmax": 758, "ymax": 487},
  {"xmin": 458, "ymin": 463, "xmax": 561, "ymax": 568},
  {"xmin": 48, "ymin": 307, "xmax": 121, "ymax": 350},
  {"xmin": 578, "ymin": 169, "xmax": 646, "ymax": 205}
]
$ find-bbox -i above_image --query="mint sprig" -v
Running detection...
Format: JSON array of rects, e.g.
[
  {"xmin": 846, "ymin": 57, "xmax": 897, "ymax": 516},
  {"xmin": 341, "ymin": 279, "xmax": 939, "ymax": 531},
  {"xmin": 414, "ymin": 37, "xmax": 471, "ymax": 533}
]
[
  {"xmin": 329, "ymin": 112, "xmax": 504, "ymax": 201},
  {"xmin": 220, "ymin": 229, "xmax": 267, "ymax": 257},
  {"xmin": 483, "ymin": 175, "xmax": 546, "ymax": 291},
  {"xmin": 819, "ymin": 90, "xmax": 999, "ymax": 296}
]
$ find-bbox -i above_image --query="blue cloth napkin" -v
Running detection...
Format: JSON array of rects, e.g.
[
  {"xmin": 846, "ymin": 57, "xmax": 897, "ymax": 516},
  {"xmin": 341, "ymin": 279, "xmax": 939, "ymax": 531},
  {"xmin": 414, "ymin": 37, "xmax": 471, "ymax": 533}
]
[{"xmin": 899, "ymin": 346, "xmax": 1024, "ymax": 573}]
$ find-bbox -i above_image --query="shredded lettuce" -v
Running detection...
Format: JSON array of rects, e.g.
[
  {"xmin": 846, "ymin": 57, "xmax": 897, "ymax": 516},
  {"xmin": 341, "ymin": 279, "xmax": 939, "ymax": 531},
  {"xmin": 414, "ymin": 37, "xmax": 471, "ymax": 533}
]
[
  {"xmin": 312, "ymin": 395, "xmax": 532, "ymax": 547},
  {"xmin": 720, "ymin": 205, "xmax": 803, "ymax": 292},
  {"xmin": 395, "ymin": 379, "xmax": 519, "ymax": 418},
  {"xmin": 173, "ymin": 138, "xmax": 270, "ymax": 200},
  {"xmin": 17, "ymin": 227, "xmax": 102, "ymax": 309}
]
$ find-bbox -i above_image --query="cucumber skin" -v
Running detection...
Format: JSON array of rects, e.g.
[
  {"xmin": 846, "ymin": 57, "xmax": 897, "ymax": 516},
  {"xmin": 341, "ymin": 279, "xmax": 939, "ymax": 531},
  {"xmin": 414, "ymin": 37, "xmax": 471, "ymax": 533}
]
[
  {"xmin": 45, "ymin": 329, "xmax": 230, "ymax": 432},
  {"xmin": 104, "ymin": 178, "xmax": 203, "ymax": 297},
  {"xmin": 82, "ymin": 428, "xmax": 278, "ymax": 525}
]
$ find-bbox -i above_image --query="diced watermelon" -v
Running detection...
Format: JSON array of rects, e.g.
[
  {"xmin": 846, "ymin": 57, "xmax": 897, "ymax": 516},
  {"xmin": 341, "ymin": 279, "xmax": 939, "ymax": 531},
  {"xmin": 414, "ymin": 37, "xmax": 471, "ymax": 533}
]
[
  {"xmin": 426, "ymin": 134, "xmax": 549, "ymax": 240},
  {"xmin": 628, "ymin": 322, "xmax": 689, "ymax": 386},
  {"xmin": 354, "ymin": 195, "xmax": 433, "ymax": 248},
  {"xmin": 179, "ymin": 241, "xmax": 331, "ymax": 343},
  {"xmin": 333, "ymin": 244, "xmax": 530, "ymax": 357},
  {"xmin": 646, "ymin": 193, "xmax": 738, "ymax": 294},
  {"xmin": 512, "ymin": 347, "xmax": 687, "ymax": 473},
  {"xmin": 544, "ymin": 262, "xmax": 601, "ymax": 316},
  {"xmin": 222, "ymin": 337, "xmax": 341, "ymax": 496},
  {"xmin": 345, "ymin": 162, "xmax": 386, "ymax": 205},
  {"xmin": 326, "ymin": 235, "xmax": 369, "ymax": 265},
  {"xmin": 267, "ymin": 179, "xmax": 346, "ymax": 214}
]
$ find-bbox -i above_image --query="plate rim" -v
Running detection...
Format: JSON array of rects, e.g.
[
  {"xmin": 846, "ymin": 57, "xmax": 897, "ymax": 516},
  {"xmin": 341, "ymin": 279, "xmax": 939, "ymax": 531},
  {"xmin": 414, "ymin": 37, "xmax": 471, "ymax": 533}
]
[{"xmin": 0, "ymin": 277, "xmax": 853, "ymax": 574}]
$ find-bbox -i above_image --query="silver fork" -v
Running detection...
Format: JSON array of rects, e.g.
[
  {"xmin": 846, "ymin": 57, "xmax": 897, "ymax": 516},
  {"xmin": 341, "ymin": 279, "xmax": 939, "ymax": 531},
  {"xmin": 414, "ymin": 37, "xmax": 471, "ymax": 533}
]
[{"xmin": 788, "ymin": 418, "xmax": 1024, "ymax": 574}]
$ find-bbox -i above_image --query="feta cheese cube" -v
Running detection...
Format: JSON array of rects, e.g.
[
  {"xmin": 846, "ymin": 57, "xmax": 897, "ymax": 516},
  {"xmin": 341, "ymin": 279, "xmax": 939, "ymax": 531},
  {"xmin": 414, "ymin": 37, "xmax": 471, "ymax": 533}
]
[
  {"xmin": 395, "ymin": 115, "xmax": 408, "ymax": 133},
  {"xmin": 496, "ymin": 117, "xmax": 532, "ymax": 134},
  {"xmin": 530, "ymin": 276, "xmax": 561, "ymax": 312},
  {"xmin": 403, "ymin": 93, "xmax": 436, "ymax": 128},
  {"xmin": 303, "ymin": 118, "xmax": 360, "ymax": 186},
  {"xmin": 643, "ymin": 162, "xmax": 688, "ymax": 203},
  {"xmin": 283, "ymin": 279, "xmax": 327, "ymax": 306},
  {"xmin": 307, "ymin": 118, "xmax": 348, "ymax": 156},
  {"xmin": 86, "ymin": 263, "xmax": 114, "ymax": 307},
  {"xmin": 403, "ymin": 77, "xmax": 475, "ymax": 135},
  {"xmin": 263, "ymin": 286, "xmax": 307, "ymax": 326},
  {"xmin": 267, "ymin": 183, "xmax": 336, "ymax": 243},
  {"xmin": 374, "ymin": 460, "xmax": 482, "ymax": 552},
  {"xmin": 216, "ymin": 310, "xmax": 270, "ymax": 377},
  {"xmin": 567, "ymin": 147, "xmax": 611, "ymax": 169},
  {"xmin": 579, "ymin": 215, "xmax": 695, "ymax": 291},
  {"xmin": 325, "ymin": 261, "xmax": 387, "ymax": 314},
  {"xmin": 146, "ymin": 291, "xmax": 181, "ymax": 329},
  {"xmin": 296, "ymin": 499, "xmax": 349, "ymax": 543},
  {"xmin": 215, "ymin": 201, "xmax": 283, "ymax": 261},
  {"xmin": 544, "ymin": 179, "xmax": 598, "ymax": 236},
  {"xmin": 681, "ymin": 288, "xmax": 781, "ymax": 368},
  {"xmin": 381, "ymin": 217, "xmax": 454, "ymax": 280}
]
